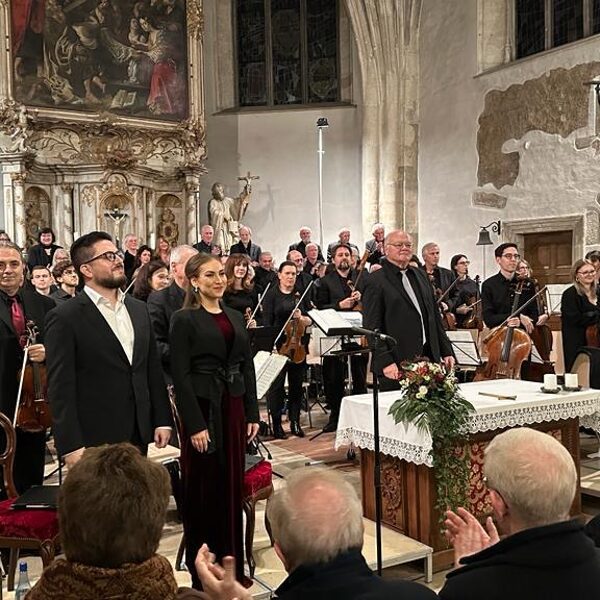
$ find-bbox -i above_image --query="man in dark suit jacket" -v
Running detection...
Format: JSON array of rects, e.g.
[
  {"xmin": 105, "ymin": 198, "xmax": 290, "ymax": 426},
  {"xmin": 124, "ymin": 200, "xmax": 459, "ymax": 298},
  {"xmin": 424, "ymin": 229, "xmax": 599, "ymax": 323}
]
[
  {"xmin": 0, "ymin": 241, "xmax": 55, "ymax": 493},
  {"xmin": 421, "ymin": 241, "xmax": 456, "ymax": 311},
  {"xmin": 363, "ymin": 230, "xmax": 454, "ymax": 391},
  {"xmin": 46, "ymin": 231, "xmax": 173, "ymax": 466},
  {"xmin": 147, "ymin": 244, "xmax": 198, "ymax": 382},
  {"xmin": 288, "ymin": 226, "xmax": 324, "ymax": 261},
  {"xmin": 229, "ymin": 225, "xmax": 261, "ymax": 264},
  {"xmin": 193, "ymin": 224, "xmax": 222, "ymax": 257}
]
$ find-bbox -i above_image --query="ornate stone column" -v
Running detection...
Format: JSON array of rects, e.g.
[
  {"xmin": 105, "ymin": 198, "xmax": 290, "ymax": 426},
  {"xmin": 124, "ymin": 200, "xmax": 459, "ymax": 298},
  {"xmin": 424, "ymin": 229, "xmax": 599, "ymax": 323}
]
[
  {"xmin": 11, "ymin": 173, "xmax": 26, "ymax": 248},
  {"xmin": 344, "ymin": 0, "xmax": 422, "ymax": 238},
  {"xmin": 60, "ymin": 184, "xmax": 74, "ymax": 248},
  {"xmin": 185, "ymin": 181, "xmax": 199, "ymax": 245}
]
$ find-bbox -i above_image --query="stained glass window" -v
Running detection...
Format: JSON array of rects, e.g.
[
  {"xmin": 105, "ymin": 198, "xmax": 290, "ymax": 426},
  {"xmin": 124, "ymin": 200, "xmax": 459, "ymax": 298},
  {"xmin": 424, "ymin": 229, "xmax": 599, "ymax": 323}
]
[
  {"xmin": 236, "ymin": 0, "xmax": 339, "ymax": 107},
  {"xmin": 592, "ymin": 0, "xmax": 600, "ymax": 33},
  {"xmin": 516, "ymin": 0, "xmax": 545, "ymax": 58},
  {"xmin": 553, "ymin": 0, "xmax": 584, "ymax": 47}
]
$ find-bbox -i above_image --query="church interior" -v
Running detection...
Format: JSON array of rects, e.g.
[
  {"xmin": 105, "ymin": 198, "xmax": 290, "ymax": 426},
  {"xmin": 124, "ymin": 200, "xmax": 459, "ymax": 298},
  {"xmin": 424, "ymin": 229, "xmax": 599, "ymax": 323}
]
[{"xmin": 3, "ymin": 0, "xmax": 600, "ymax": 598}]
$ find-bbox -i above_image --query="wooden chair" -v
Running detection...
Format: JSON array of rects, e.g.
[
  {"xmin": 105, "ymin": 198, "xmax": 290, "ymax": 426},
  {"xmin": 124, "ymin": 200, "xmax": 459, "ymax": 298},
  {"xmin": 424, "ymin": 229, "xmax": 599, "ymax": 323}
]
[{"xmin": 0, "ymin": 412, "xmax": 59, "ymax": 590}]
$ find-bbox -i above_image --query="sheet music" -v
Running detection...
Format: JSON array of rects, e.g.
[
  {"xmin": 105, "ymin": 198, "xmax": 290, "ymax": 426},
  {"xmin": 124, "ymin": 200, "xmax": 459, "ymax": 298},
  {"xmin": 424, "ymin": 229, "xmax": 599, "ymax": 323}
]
[
  {"xmin": 446, "ymin": 330, "xmax": 481, "ymax": 367},
  {"xmin": 308, "ymin": 308, "xmax": 363, "ymax": 334},
  {"xmin": 254, "ymin": 351, "xmax": 288, "ymax": 398}
]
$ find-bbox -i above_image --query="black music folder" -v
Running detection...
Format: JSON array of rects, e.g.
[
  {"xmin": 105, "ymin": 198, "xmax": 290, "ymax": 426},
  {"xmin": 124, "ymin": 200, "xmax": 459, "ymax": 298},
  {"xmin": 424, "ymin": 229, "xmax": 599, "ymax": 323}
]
[{"xmin": 12, "ymin": 485, "xmax": 59, "ymax": 510}]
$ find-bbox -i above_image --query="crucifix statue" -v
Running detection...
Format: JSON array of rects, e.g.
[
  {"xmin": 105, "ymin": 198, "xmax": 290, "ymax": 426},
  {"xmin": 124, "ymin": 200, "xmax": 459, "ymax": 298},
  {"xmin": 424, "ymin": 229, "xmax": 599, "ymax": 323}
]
[
  {"xmin": 237, "ymin": 171, "xmax": 260, "ymax": 194},
  {"xmin": 104, "ymin": 205, "xmax": 128, "ymax": 246}
]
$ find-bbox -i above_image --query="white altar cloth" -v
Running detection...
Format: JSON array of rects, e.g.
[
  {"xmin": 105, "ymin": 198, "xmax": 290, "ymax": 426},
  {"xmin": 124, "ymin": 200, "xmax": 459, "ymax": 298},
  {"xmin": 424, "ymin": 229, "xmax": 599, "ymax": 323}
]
[{"xmin": 334, "ymin": 379, "xmax": 600, "ymax": 467}]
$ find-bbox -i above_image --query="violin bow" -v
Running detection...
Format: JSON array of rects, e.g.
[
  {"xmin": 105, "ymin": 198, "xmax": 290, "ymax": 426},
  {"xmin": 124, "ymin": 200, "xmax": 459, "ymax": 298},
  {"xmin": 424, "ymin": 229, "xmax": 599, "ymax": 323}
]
[
  {"xmin": 246, "ymin": 282, "xmax": 271, "ymax": 329},
  {"xmin": 272, "ymin": 280, "xmax": 314, "ymax": 351}
]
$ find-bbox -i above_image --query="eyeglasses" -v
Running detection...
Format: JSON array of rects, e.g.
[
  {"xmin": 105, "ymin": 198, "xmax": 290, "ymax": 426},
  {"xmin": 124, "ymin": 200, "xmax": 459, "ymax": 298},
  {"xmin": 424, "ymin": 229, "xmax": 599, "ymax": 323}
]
[
  {"xmin": 501, "ymin": 253, "xmax": 520, "ymax": 260},
  {"xmin": 577, "ymin": 269, "xmax": 596, "ymax": 276},
  {"xmin": 84, "ymin": 250, "xmax": 124, "ymax": 264},
  {"xmin": 387, "ymin": 242, "xmax": 413, "ymax": 249}
]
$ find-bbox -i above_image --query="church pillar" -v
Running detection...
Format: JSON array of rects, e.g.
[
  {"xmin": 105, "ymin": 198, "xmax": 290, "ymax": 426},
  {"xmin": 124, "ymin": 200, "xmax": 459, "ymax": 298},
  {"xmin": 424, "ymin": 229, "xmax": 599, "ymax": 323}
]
[
  {"xmin": 11, "ymin": 173, "xmax": 26, "ymax": 248},
  {"xmin": 146, "ymin": 189, "xmax": 156, "ymax": 247},
  {"xmin": 185, "ymin": 181, "xmax": 200, "ymax": 245},
  {"xmin": 61, "ymin": 184, "xmax": 74, "ymax": 248},
  {"xmin": 344, "ymin": 0, "xmax": 422, "ymax": 239}
]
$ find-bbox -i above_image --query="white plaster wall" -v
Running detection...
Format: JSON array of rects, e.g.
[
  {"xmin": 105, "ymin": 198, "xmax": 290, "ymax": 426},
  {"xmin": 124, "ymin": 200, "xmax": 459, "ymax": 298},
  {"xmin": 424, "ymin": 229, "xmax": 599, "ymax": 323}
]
[
  {"xmin": 200, "ymin": 0, "xmax": 363, "ymax": 264},
  {"xmin": 419, "ymin": 0, "xmax": 600, "ymax": 278}
]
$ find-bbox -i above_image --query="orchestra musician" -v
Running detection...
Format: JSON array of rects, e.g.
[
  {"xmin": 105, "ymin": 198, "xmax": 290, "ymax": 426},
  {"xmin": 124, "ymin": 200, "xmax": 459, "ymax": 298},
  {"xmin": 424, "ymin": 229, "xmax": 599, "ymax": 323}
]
[
  {"xmin": 362, "ymin": 230, "xmax": 455, "ymax": 391},
  {"xmin": 0, "ymin": 241, "xmax": 55, "ymax": 494},
  {"xmin": 262, "ymin": 261, "xmax": 312, "ymax": 438},
  {"xmin": 421, "ymin": 242, "xmax": 456, "ymax": 313},
  {"xmin": 289, "ymin": 226, "xmax": 324, "ymax": 261},
  {"xmin": 516, "ymin": 259, "xmax": 549, "ymax": 327},
  {"xmin": 365, "ymin": 223, "xmax": 385, "ymax": 267},
  {"xmin": 561, "ymin": 259, "xmax": 600, "ymax": 372},
  {"xmin": 170, "ymin": 252, "xmax": 259, "ymax": 588},
  {"xmin": 222, "ymin": 253, "xmax": 259, "ymax": 325},
  {"xmin": 481, "ymin": 243, "xmax": 539, "ymax": 334},
  {"xmin": 450, "ymin": 254, "xmax": 479, "ymax": 328},
  {"xmin": 315, "ymin": 244, "xmax": 367, "ymax": 432}
]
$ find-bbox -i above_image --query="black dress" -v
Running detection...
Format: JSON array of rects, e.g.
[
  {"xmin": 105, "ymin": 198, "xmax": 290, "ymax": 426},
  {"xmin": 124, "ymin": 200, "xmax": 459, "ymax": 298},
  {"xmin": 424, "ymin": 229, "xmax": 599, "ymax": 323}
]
[
  {"xmin": 223, "ymin": 287, "xmax": 258, "ymax": 321},
  {"xmin": 561, "ymin": 285, "xmax": 600, "ymax": 371},
  {"xmin": 170, "ymin": 306, "xmax": 258, "ymax": 588}
]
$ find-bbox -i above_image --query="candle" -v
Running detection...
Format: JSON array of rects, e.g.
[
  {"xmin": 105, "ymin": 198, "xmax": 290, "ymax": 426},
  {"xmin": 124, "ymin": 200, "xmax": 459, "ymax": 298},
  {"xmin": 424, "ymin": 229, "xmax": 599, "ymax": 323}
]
[
  {"xmin": 544, "ymin": 374, "xmax": 558, "ymax": 390},
  {"xmin": 564, "ymin": 373, "xmax": 578, "ymax": 389}
]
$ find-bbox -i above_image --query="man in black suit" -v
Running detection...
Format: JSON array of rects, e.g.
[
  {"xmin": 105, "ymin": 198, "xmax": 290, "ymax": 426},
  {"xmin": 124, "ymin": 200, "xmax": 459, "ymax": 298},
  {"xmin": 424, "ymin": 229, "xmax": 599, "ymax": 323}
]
[
  {"xmin": 229, "ymin": 225, "xmax": 261, "ymax": 265},
  {"xmin": 363, "ymin": 230, "xmax": 454, "ymax": 391},
  {"xmin": 46, "ymin": 231, "xmax": 173, "ymax": 466},
  {"xmin": 193, "ymin": 224, "xmax": 222, "ymax": 257},
  {"xmin": 254, "ymin": 251, "xmax": 278, "ymax": 294},
  {"xmin": 365, "ymin": 222, "xmax": 385, "ymax": 267},
  {"xmin": 326, "ymin": 228, "xmax": 359, "ymax": 263},
  {"xmin": 421, "ymin": 241, "xmax": 456, "ymax": 312},
  {"xmin": 147, "ymin": 244, "xmax": 198, "ymax": 382},
  {"xmin": 316, "ymin": 244, "xmax": 367, "ymax": 432},
  {"xmin": 288, "ymin": 226, "xmax": 324, "ymax": 261},
  {"xmin": 0, "ymin": 241, "xmax": 55, "ymax": 493}
]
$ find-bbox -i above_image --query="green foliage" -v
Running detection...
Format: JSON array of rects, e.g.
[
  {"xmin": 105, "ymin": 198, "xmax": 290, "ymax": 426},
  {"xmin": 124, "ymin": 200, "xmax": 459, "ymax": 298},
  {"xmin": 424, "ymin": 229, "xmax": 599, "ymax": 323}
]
[{"xmin": 388, "ymin": 361, "xmax": 475, "ymax": 525}]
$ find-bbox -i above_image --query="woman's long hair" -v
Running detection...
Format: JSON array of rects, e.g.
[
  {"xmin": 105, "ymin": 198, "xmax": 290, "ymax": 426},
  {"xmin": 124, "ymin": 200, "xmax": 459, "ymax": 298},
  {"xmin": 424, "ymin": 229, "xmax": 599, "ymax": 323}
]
[
  {"xmin": 133, "ymin": 260, "xmax": 167, "ymax": 302},
  {"xmin": 134, "ymin": 245, "xmax": 154, "ymax": 269},
  {"xmin": 224, "ymin": 253, "xmax": 253, "ymax": 292},
  {"xmin": 183, "ymin": 253, "xmax": 223, "ymax": 309}
]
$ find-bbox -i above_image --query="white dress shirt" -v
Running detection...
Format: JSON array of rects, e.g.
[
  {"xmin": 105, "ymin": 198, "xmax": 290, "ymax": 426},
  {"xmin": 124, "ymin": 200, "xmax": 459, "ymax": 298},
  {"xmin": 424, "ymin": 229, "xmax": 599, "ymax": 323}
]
[{"xmin": 84, "ymin": 286, "xmax": 134, "ymax": 364}]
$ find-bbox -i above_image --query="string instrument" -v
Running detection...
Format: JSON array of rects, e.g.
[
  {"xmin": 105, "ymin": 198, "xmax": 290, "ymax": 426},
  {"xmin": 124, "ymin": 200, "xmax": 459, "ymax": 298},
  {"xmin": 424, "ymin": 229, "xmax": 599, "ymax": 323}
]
[
  {"xmin": 522, "ymin": 277, "xmax": 554, "ymax": 381},
  {"xmin": 246, "ymin": 282, "xmax": 271, "ymax": 329},
  {"xmin": 428, "ymin": 272, "xmax": 457, "ymax": 331},
  {"xmin": 344, "ymin": 250, "xmax": 370, "ymax": 312},
  {"xmin": 462, "ymin": 276, "xmax": 484, "ymax": 331},
  {"xmin": 279, "ymin": 292, "xmax": 308, "ymax": 364},
  {"xmin": 474, "ymin": 279, "xmax": 532, "ymax": 381},
  {"xmin": 15, "ymin": 321, "xmax": 53, "ymax": 433}
]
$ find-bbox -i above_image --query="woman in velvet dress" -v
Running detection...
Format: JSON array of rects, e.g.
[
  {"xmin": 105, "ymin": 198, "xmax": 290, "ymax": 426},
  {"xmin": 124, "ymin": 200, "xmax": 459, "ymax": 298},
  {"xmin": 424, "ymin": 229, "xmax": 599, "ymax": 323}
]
[
  {"xmin": 561, "ymin": 258, "xmax": 600, "ymax": 372},
  {"xmin": 170, "ymin": 253, "xmax": 259, "ymax": 588}
]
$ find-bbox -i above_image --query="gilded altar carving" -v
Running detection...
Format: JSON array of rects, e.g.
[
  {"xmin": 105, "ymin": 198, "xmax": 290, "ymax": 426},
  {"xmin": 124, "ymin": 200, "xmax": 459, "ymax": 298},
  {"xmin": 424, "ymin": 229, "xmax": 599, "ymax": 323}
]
[
  {"xmin": 24, "ymin": 186, "xmax": 51, "ymax": 247},
  {"xmin": 187, "ymin": 0, "xmax": 204, "ymax": 41}
]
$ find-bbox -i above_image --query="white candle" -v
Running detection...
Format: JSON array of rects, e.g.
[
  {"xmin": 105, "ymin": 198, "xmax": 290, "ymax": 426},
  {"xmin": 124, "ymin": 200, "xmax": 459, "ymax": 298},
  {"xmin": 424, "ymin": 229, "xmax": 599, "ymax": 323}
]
[
  {"xmin": 544, "ymin": 374, "xmax": 558, "ymax": 390},
  {"xmin": 565, "ymin": 373, "xmax": 578, "ymax": 389}
]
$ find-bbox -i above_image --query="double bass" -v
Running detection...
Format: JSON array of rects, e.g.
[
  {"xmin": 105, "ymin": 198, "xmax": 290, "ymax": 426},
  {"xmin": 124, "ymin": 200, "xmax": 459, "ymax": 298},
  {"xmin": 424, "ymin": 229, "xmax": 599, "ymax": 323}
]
[
  {"xmin": 15, "ymin": 321, "xmax": 53, "ymax": 432},
  {"xmin": 474, "ymin": 279, "xmax": 532, "ymax": 380}
]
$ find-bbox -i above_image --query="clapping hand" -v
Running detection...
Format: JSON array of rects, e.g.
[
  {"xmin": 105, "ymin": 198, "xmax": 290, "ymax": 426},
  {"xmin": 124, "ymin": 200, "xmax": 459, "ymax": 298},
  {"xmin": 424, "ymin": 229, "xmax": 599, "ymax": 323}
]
[
  {"xmin": 444, "ymin": 507, "xmax": 499, "ymax": 567},
  {"xmin": 195, "ymin": 544, "xmax": 251, "ymax": 600}
]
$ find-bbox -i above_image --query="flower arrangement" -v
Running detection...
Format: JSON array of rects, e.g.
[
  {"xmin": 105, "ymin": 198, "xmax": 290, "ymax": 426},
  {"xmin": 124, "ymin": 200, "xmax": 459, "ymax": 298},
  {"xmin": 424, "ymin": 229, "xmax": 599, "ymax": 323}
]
[{"xmin": 388, "ymin": 359, "xmax": 475, "ymax": 525}]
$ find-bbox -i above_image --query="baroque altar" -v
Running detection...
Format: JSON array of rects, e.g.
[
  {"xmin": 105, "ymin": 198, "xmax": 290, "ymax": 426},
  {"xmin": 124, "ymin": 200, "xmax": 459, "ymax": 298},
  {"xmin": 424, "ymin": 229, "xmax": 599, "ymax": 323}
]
[{"xmin": 0, "ymin": 0, "xmax": 206, "ymax": 249}]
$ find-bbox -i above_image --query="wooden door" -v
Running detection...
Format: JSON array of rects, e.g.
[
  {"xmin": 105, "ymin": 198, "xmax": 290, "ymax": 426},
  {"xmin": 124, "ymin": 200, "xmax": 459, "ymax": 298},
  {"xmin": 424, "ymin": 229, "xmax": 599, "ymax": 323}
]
[{"xmin": 522, "ymin": 230, "xmax": 573, "ymax": 285}]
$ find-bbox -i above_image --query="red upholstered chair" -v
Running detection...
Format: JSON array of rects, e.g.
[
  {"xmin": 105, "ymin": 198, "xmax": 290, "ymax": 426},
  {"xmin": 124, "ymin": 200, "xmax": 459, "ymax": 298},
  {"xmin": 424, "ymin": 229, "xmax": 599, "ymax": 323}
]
[
  {"xmin": 0, "ymin": 412, "xmax": 60, "ymax": 591},
  {"xmin": 243, "ymin": 459, "xmax": 274, "ymax": 578}
]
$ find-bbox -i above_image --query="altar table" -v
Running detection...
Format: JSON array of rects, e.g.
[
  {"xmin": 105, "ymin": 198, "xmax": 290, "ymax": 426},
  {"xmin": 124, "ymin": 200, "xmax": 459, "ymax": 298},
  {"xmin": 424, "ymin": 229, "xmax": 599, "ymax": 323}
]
[{"xmin": 335, "ymin": 379, "xmax": 600, "ymax": 570}]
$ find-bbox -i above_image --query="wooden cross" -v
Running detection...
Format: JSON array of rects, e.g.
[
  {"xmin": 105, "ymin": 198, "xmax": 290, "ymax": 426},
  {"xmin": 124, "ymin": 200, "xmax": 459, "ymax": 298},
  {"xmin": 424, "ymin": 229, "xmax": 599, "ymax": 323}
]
[{"xmin": 238, "ymin": 171, "xmax": 260, "ymax": 189}]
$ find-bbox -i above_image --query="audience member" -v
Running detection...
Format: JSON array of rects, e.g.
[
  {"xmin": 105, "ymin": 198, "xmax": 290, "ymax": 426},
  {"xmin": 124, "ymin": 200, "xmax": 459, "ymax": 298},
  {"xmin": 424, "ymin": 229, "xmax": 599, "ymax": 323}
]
[
  {"xmin": 289, "ymin": 226, "xmax": 324, "ymax": 261},
  {"xmin": 30, "ymin": 265, "xmax": 53, "ymax": 296},
  {"xmin": 253, "ymin": 251, "xmax": 277, "ymax": 293},
  {"xmin": 0, "ymin": 230, "xmax": 11, "ymax": 242},
  {"xmin": 303, "ymin": 243, "xmax": 322, "ymax": 279},
  {"xmin": 27, "ymin": 443, "xmax": 205, "ymax": 600},
  {"xmin": 365, "ymin": 223, "xmax": 385, "ymax": 267},
  {"xmin": 49, "ymin": 248, "xmax": 70, "ymax": 271},
  {"xmin": 157, "ymin": 236, "xmax": 172, "ymax": 266},
  {"xmin": 50, "ymin": 261, "xmax": 78, "ymax": 304},
  {"xmin": 229, "ymin": 225, "xmax": 261, "ymax": 265},
  {"xmin": 194, "ymin": 225, "xmax": 222, "ymax": 257},
  {"xmin": 27, "ymin": 227, "xmax": 63, "ymax": 270},
  {"xmin": 122, "ymin": 233, "xmax": 139, "ymax": 282},
  {"xmin": 133, "ymin": 260, "xmax": 171, "ymax": 302},
  {"xmin": 132, "ymin": 244, "xmax": 154, "ymax": 280},
  {"xmin": 327, "ymin": 227, "xmax": 359, "ymax": 262},
  {"xmin": 440, "ymin": 427, "xmax": 600, "ymax": 600}
]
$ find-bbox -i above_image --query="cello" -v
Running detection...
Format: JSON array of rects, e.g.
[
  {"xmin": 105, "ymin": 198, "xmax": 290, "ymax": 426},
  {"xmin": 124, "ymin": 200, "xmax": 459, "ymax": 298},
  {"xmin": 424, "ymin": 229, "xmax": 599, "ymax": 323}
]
[
  {"xmin": 474, "ymin": 279, "xmax": 532, "ymax": 380},
  {"xmin": 15, "ymin": 321, "xmax": 53, "ymax": 432}
]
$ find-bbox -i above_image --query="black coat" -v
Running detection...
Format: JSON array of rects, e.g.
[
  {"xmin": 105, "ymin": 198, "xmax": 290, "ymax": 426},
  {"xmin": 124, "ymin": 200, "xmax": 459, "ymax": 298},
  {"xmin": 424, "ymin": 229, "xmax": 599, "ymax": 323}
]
[
  {"xmin": 289, "ymin": 240, "xmax": 324, "ymax": 261},
  {"xmin": 170, "ymin": 306, "xmax": 259, "ymax": 438},
  {"xmin": 193, "ymin": 240, "xmax": 222, "ymax": 256},
  {"xmin": 439, "ymin": 520, "xmax": 600, "ymax": 600},
  {"xmin": 561, "ymin": 285, "xmax": 600, "ymax": 372},
  {"xmin": 363, "ymin": 260, "xmax": 453, "ymax": 374},
  {"xmin": 275, "ymin": 549, "xmax": 437, "ymax": 600},
  {"xmin": 147, "ymin": 282, "xmax": 186, "ymax": 381},
  {"xmin": 45, "ymin": 292, "xmax": 173, "ymax": 456},
  {"xmin": 315, "ymin": 269, "xmax": 358, "ymax": 310},
  {"xmin": 0, "ymin": 289, "xmax": 55, "ymax": 418},
  {"xmin": 229, "ymin": 241, "xmax": 262, "ymax": 262},
  {"xmin": 27, "ymin": 244, "xmax": 62, "ymax": 270}
]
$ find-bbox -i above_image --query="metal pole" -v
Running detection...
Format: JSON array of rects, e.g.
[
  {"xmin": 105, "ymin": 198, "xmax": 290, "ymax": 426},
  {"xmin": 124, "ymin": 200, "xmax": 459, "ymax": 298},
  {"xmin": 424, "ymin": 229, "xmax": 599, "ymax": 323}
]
[
  {"xmin": 317, "ymin": 126, "xmax": 325, "ymax": 250},
  {"xmin": 372, "ymin": 370, "xmax": 383, "ymax": 575},
  {"xmin": 482, "ymin": 245, "xmax": 486, "ymax": 280}
]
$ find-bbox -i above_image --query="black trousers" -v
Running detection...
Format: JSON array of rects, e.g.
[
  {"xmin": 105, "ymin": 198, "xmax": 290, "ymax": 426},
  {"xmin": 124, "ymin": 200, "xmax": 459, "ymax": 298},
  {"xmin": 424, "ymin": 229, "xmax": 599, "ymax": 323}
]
[
  {"xmin": 322, "ymin": 354, "xmax": 368, "ymax": 423},
  {"xmin": 267, "ymin": 361, "xmax": 307, "ymax": 425}
]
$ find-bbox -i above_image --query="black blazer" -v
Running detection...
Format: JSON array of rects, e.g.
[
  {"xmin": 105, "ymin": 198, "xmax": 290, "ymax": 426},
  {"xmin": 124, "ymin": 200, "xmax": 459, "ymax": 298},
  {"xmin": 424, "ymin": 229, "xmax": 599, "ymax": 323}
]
[
  {"xmin": 315, "ymin": 270, "xmax": 357, "ymax": 310},
  {"xmin": 147, "ymin": 282, "xmax": 186, "ymax": 381},
  {"xmin": 26, "ymin": 244, "xmax": 62, "ymax": 270},
  {"xmin": 0, "ymin": 289, "xmax": 55, "ymax": 418},
  {"xmin": 363, "ymin": 260, "xmax": 453, "ymax": 373},
  {"xmin": 170, "ymin": 306, "xmax": 259, "ymax": 437},
  {"xmin": 561, "ymin": 285, "xmax": 600, "ymax": 371},
  {"xmin": 45, "ymin": 292, "xmax": 173, "ymax": 456},
  {"xmin": 289, "ymin": 240, "xmax": 324, "ymax": 261},
  {"xmin": 229, "ymin": 241, "xmax": 262, "ymax": 262}
]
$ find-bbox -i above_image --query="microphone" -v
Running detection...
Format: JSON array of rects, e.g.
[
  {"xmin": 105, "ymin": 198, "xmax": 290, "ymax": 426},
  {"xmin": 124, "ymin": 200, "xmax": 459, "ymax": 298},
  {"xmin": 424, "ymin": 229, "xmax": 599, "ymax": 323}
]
[{"xmin": 351, "ymin": 326, "xmax": 397, "ymax": 345}]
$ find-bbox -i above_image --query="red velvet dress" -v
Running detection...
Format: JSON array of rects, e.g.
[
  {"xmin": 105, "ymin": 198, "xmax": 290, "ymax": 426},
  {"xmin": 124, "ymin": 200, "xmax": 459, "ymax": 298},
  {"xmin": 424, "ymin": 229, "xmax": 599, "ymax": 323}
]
[{"xmin": 180, "ymin": 312, "xmax": 247, "ymax": 588}]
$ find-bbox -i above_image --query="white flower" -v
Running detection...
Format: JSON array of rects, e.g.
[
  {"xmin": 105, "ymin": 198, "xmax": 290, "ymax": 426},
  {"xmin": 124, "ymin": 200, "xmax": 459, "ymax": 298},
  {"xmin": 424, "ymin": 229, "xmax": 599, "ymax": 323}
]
[{"xmin": 418, "ymin": 385, "xmax": 428, "ymax": 396}]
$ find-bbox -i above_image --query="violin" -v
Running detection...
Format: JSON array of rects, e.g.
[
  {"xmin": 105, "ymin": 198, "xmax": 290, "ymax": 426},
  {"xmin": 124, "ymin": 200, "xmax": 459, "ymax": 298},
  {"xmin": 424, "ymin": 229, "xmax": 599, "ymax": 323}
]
[
  {"xmin": 16, "ymin": 321, "xmax": 53, "ymax": 433},
  {"xmin": 428, "ymin": 271, "xmax": 457, "ymax": 331},
  {"xmin": 462, "ymin": 276, "xmax": 484, "ymax": 331},
  {"xmin": 474, "ymin": 279, "xmax": 532, "ymax": 381},
  {"xmin": 279, "ymin": 292, "xmax": 308, "ymax": 364}
]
